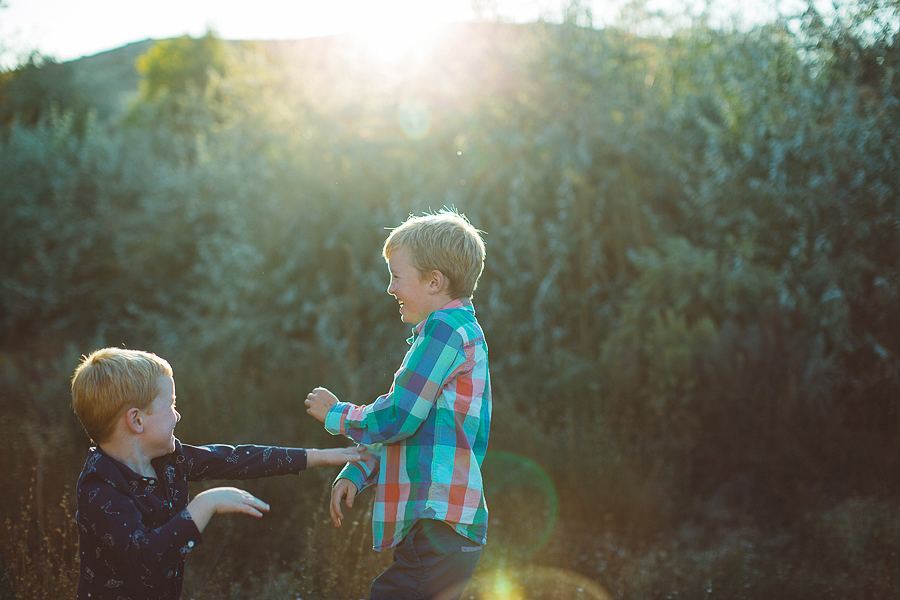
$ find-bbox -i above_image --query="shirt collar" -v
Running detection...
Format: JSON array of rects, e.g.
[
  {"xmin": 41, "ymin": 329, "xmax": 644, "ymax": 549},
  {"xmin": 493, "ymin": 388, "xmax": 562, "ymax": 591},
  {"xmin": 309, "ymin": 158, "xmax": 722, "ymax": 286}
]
[
  {"xmin": 87, "ymin": 440, "xmax": 182, "ymax": 485},
  {"xmin": 408, "ymin": 297, "xmax": 473, "ymax": 342}
]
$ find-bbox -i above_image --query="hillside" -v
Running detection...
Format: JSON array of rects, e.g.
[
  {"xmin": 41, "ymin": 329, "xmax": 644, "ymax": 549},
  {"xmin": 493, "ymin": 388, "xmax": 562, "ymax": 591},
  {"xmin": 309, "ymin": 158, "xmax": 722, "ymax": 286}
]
[
  {"xmin": 66, "ymin": 38, "xmax": 156, "ymax": 119},
  {"xmin": 63, "ymin": 23, "xmax": 541, "ymax": 122}
]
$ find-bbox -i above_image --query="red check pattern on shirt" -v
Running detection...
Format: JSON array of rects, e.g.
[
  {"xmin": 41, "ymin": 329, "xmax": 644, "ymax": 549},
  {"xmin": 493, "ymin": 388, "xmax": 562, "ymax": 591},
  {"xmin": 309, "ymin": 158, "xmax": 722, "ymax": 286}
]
[{"xmin": 325, "ymin": 298, "xmax": 491, "ymax": 551}]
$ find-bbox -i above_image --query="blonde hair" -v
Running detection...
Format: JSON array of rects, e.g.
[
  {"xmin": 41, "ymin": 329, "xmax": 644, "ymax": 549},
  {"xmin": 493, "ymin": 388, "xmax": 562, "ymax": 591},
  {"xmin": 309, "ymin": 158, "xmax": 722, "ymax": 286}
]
[
  {"xmin": 71, "ymin": 348, "xmax": 172, "ymax": 444},
  {"xmin": 383, "ymin": 209, "xmax": 486, "ymax": 299}
]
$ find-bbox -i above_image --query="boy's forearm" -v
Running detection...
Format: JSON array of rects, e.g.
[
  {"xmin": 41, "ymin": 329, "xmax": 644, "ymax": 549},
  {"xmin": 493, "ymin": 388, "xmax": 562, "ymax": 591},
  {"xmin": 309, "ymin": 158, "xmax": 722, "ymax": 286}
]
[
  {"xmin": 186, "ymin": 493, "xmax": 216, "ymax": 532},
  {"xmin": 306, "ymin": 449, "xmax": 327, "ymax": 468},
  {"xmin": 306, "ymin": 446, "xmax": 363, "ymax": 468},
  {"xmin": 333, "ymin": 322, "xmax": 463, "ymax": 444}
]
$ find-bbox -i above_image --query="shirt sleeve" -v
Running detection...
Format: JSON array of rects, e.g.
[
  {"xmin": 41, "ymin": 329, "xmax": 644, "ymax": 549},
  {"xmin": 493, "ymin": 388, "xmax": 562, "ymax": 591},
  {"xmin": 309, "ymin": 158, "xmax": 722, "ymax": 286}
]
[
  {"xmin": 334, "ymin": 444, "xmax": 380, "ymax": 491},
  {"xmin": 324, "ymin": 318, "xmax": 466, "ymax": 445},
  {"xmin": 177, "ymin": 444, "xmax": 308, "ymax": 481},
  {"xmin": 77, "ymin": 477, "xmax": 202, "ymax": 580}
]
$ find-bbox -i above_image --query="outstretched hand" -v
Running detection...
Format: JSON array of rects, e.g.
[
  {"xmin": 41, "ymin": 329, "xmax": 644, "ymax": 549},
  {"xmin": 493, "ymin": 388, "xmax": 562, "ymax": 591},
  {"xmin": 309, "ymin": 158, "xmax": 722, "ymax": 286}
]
[
  {"xmin": 305, "ymin": 386, "xmax": 339, "ymax": 423},
  {"xmin": 187, "ymin": 486, "xmax": 270, "ymax": 533}
]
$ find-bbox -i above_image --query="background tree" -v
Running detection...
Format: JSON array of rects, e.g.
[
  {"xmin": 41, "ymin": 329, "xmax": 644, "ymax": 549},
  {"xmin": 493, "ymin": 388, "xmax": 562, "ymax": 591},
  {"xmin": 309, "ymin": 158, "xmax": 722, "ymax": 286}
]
[
  {"xmin": 0, "ymin": 53, "xmax": 88, "ymax": 129},
  {"xmin": 135, "ymin": 30, "xmax": 226, "ymax": 99}
]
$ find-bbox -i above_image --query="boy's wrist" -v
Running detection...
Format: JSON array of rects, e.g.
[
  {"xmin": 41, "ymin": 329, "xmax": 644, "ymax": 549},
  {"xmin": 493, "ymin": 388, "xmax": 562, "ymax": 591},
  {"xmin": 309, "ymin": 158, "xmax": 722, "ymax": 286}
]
[
  {"xmin": 307, "ymin": 448, "xmax": 321, "ymax": 467},
  {"xmin": 323, "ymin": 403, "xmax": 344, "ymax": 435},
  {"xmin": 337, "ymin": 460, "xmax": 370, "ymax": 491}
]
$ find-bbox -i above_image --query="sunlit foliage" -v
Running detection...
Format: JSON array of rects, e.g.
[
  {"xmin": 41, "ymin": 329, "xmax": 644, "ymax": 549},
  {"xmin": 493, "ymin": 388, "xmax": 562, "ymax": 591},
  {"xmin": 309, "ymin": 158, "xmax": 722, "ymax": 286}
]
[
  {"xmin": 135, "ymin": 30, "xmax": 227, "ymax": 100},
  {"xmin": 1, "ymin": 3, "xmax": 899, "ymax": 596}
]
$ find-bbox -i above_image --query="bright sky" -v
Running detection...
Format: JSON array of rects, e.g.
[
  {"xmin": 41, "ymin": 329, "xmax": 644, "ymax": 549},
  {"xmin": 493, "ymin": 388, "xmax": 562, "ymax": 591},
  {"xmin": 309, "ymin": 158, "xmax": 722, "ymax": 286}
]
[{"xmin": 0, "ymin": 0, "xmax": 797, "ymax": 67}]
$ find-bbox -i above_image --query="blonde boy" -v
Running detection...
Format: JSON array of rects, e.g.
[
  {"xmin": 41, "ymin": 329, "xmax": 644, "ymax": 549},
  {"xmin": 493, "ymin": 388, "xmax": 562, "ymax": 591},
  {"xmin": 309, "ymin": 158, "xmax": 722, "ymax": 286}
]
[
  {"xmin": 306, "ymin": 209, "xmax": 491, "ymax": 600},
  {"xmin": 71, "ymin": 347, "xmax": 360, "ymax": 600}
]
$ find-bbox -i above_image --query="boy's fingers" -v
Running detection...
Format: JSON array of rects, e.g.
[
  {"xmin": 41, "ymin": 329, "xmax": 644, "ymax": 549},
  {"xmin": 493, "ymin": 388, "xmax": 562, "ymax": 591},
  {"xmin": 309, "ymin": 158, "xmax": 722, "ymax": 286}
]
[
  {"xmin": 238, "ymin": 492, "xmax": 269, "ymax": 516},
  {"xmin": 330, "ymin": 500, "xmax": 343, "ymax": 527},
  {"xmin": 330, "ymin": 490, "xmax": 345, "ymax": 526}
]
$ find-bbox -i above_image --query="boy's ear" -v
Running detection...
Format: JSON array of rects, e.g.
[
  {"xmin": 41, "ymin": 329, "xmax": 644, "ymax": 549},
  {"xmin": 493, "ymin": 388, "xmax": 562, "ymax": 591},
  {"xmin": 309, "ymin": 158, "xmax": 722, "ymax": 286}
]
[
  {"xmin": 125, "ymin": 408, "xmax": 143, "ymax": 434},
  {"xmin": 428, "ymin": 269, "xmax": 447, "ymax": 294}
]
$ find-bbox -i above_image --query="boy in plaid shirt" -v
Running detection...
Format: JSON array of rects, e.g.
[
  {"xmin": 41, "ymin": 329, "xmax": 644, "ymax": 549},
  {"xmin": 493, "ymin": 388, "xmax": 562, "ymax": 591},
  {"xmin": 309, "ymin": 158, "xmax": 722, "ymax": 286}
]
[{"xmin": 305, "ymin": 209, "xmax": 491, "ymax": 600}]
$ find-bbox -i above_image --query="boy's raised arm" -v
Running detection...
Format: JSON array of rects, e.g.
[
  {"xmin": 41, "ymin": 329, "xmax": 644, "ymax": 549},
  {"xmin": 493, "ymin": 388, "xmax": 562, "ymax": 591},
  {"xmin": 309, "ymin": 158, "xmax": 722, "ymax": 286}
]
[
  {"xmin": 309, "ymin": 319, "xmax": 466, "ymax": 445},
  {"xmin": 180, "ymin": 443, "xmax": 357, "ymax": 482}
]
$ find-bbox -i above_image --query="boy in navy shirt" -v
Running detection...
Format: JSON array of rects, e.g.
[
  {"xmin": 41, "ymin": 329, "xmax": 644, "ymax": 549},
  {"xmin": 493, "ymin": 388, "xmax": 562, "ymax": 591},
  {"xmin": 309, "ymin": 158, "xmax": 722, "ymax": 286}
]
[{"xmin": 71, "ymin": 347, "xmax": 361, "ymax": 600}]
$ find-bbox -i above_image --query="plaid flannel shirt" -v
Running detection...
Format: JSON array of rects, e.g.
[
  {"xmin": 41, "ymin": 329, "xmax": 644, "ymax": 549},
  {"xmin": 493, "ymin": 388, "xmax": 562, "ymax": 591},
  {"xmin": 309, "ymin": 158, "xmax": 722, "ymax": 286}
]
[{"xmin": 324, "ymin": 298, "xmax": 491, "ymax": 551}]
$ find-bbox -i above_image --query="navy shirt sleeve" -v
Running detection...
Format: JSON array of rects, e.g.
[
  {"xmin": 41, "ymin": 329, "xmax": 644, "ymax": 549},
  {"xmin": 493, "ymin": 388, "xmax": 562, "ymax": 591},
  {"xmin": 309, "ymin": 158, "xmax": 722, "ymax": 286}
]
[{"xmin": 176, "ymin": 443, "xmax": 308, "ymax": 482}]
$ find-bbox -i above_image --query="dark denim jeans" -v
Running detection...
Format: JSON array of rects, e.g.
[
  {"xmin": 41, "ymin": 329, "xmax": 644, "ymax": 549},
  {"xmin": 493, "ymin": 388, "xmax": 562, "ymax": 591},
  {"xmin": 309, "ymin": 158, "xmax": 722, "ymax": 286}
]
[{"xmin": 369, "ymin": 519, "xmax": 483, "ymax": 600}]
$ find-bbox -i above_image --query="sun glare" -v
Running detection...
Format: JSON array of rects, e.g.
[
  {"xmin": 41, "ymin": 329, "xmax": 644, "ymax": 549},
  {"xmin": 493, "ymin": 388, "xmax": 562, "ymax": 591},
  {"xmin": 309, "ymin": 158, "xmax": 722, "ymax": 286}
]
[
  {"xmin": 347, "ymin": 5, "xmax": 458, "ymax": 64},
  {"xmin": 472, "ymin": 567, "xmax": 613, "ymax": 600}
]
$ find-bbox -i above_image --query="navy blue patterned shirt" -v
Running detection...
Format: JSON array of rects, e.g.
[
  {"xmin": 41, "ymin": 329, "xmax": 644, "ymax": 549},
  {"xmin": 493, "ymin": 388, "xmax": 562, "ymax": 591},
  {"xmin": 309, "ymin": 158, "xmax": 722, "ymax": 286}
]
[{"xmin": 75, "ymin": 439, "xmax": 308, "ymax": 600}]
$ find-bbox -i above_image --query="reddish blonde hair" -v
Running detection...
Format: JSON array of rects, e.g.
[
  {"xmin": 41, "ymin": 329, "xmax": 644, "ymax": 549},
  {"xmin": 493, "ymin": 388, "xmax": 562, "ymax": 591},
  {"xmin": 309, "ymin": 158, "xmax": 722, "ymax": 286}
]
[{"xmin": 71, "ymin": 348, "xmax": 172, "ymax": 444}]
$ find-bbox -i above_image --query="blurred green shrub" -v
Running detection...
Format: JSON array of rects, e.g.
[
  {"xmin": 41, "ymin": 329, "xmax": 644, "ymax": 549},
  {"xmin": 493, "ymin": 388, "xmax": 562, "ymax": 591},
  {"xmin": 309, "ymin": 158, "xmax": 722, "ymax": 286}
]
[{"xmin": 0, "ymin": 53, "xmax": 89, "ymax": 130}]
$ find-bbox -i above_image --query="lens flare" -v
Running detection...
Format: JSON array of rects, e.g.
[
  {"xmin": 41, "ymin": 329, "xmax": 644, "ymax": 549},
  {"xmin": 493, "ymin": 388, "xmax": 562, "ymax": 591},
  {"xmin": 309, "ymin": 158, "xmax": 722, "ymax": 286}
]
[
  {"xmin": 469, "ymin": 566, "xmax": 612, "ymax": 600},
  {"xmin": 482, "ymin": 451, "xmax": 559, "ymax": 557},
  {"xmin": 398, "ymin": 98, "xmax": 432, "ymax": 140},
  {"xmin": 486, "ymin": 569, "xmax": 524, "ymax": 600},
  {"xmin": 345, "ymin": 4, "xmax": 459, "ymax": 65}
]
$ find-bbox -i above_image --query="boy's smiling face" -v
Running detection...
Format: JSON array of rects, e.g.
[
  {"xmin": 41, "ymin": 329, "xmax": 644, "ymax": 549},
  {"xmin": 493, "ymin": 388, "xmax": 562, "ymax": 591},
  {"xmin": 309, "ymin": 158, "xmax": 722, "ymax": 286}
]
[
  {"xmin": 142, "ymin": 374, "xmax": 180, "ymax": 458},
  {"xmin": 387, "ymin": 246, "xmax": 443, "ymax": 325}
]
